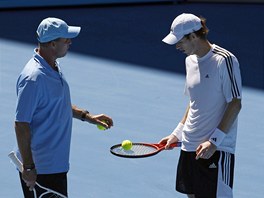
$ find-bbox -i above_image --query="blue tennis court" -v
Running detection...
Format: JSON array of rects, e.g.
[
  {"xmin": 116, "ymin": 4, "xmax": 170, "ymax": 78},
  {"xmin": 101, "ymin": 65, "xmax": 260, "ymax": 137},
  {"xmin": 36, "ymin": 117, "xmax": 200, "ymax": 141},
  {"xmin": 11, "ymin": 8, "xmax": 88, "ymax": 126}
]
[
  {"xmin": 1, "ymin": 38, "xmax": 264, "ymax": 197},
  {"xmin": 1, "ymin": 2, "xmax": 264, "ymax": 197}
]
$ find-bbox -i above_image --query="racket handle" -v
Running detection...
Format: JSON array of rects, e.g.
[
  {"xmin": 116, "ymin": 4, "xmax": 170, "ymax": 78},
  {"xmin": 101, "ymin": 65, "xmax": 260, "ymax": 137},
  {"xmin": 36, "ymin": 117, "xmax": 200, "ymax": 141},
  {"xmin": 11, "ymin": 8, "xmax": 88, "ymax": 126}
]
[
  {"xmin": 8, "ymin": 151, "xmax": 23, "ymax": 172},
  {"xmin": 170, "ymin": 142, "xmax": 182, "ymax": 148}
]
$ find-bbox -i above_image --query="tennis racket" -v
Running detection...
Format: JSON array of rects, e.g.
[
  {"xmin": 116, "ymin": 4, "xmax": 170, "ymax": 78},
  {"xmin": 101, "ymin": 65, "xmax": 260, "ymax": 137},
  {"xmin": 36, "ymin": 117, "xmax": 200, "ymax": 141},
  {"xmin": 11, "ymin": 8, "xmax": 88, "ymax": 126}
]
[
  {"xmin": 8, "ymin": 151, "xmax": 67, "ymax": 198},
  {"xmin": 110, "ymin": 142, "xmax": 182, "ymax": 158}
]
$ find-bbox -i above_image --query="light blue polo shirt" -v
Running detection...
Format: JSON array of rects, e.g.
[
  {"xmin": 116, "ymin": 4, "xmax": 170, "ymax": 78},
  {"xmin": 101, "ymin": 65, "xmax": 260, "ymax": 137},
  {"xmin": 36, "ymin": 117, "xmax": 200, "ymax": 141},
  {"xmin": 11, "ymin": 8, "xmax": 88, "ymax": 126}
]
[{"xmin": 15, "ymin": 49, "xmax": 72, "ymax": 174}]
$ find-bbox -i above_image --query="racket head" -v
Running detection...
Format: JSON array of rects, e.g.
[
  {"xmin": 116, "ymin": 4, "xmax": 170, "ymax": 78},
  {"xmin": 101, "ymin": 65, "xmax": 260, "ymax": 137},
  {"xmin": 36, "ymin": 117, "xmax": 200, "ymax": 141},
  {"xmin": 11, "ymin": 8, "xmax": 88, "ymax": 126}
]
[
  {"xmin": 35, "ymin": 182, "xmax": 67, "ymax": 198},
  {"xmin": 110, "ymin": 142, "xmax": 181, "ymax": 158}
]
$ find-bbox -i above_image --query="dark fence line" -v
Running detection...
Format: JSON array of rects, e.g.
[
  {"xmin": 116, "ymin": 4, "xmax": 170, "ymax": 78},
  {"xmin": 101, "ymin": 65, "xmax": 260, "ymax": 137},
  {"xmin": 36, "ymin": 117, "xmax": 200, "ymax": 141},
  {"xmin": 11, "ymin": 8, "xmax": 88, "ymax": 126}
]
[{"xmin": 0, "ymin": 3, "xmax": 263, "ymax": 89}]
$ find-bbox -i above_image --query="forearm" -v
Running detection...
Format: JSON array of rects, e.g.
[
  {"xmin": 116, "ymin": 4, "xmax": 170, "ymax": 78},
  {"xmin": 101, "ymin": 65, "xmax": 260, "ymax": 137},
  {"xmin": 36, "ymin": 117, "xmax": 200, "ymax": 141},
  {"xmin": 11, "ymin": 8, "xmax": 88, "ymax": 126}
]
[
  {"xmin": 171, "ymin": 105, "xmax": 189, "ymax": 140},
  {"xmin": 72, "ymin": 104, "xmax": 95, "ymax": 123},
  {"xmin": 15, "ymin": 122, "xmax": 34, "ymax": 166},
  {"xmin": 72, "ymin": 104, "xmax": 113, "ymax": 129},
  {"xmin": 208, "ymin": 98, "xmax": 242, "ymax": 147},
  {"xmin": 72, "ymin": 105, "xmax": 86, "ymax": 119},
  {"xmin": 218, "ymin": 98, "xmax": 242, "ymax": 133},
  {"xmin": 180, "ymin": 105, "xmax": 189, "ymax": 124}
]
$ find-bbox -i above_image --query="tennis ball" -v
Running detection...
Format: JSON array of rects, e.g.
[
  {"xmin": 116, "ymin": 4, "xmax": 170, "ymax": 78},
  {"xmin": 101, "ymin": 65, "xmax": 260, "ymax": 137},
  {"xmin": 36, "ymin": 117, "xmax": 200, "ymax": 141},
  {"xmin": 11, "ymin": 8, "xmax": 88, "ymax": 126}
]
[
  {"xmin": 97, "ymin": 125, "xmax": 106, "ymax": 130},
  {"xmin": 97, "ymin": 121, "xmax": 106, "ymax": 130},
  {"xmin": 121, "ymin": 140, "xmax": 133, "ymax": 150}
]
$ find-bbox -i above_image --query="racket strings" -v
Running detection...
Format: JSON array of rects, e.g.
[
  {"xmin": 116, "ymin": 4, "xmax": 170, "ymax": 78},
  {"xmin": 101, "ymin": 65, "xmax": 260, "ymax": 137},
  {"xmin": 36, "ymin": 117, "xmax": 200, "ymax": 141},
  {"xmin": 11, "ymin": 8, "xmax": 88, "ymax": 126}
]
[
  {"xmin": 132, "ymin": 145, "xmax": 157, "ymax": 155},
  {"xmin": 49, "ymin": 194, "xmax": 64, "ymax": 198},
  {"xmin": 112, "ymin": 144, "xmax": 157, "ymax": 156},
  {"xmin": 40, "ymin": 193, "xmax": 65, "ymax": 198}
]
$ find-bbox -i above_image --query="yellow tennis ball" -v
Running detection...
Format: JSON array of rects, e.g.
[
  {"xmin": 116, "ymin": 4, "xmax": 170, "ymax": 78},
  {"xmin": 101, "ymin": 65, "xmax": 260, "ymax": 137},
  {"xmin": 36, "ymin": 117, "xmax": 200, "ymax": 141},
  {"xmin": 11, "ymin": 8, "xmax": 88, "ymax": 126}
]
[
  {"xmin": 97, "ymin": 124, "xmax": 106, "ymax": 130},
  {"xmin": 121, "ymin": 140, "xmax": 133, "ymax": 150},
  {"xmin": 97, "ymin": 121, "xmax": 106, "ymax": 130}
]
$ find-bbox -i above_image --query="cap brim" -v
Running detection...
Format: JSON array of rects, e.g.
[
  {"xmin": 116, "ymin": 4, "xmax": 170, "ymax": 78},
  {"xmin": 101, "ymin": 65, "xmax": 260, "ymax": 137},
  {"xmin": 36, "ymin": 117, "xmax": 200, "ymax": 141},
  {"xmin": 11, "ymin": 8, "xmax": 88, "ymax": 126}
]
[
  {"xmin": 66, "ymin": 26, "xmax": 81, "ymax": 38},
  {"xmin": 162, "ymin": 33, "xmax": 179, "ymax": 45}
]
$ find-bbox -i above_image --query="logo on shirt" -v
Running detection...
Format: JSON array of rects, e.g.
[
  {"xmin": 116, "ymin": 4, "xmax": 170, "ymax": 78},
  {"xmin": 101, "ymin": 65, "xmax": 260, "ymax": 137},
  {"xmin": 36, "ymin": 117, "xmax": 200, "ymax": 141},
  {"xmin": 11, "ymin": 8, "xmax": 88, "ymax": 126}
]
[
  {"xmin": 205, "ymin": 74, "xmax": 210, "ymax": 78},
  {"xmin": 211, "ymin": 137, "xmax": 217, "ymax": 142}
]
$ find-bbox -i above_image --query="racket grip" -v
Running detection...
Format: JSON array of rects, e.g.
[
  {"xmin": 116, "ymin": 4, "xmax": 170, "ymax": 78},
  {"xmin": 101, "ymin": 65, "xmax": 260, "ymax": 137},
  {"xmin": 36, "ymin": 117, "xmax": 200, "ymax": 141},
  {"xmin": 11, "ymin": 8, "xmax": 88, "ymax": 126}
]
[
  {"xmin": 170, "ymin": 142, "xmax": 182, "ymax": 148},
  {"xmin": 8, "ymin": 151, "xmax": 23, "ymax": 172}
]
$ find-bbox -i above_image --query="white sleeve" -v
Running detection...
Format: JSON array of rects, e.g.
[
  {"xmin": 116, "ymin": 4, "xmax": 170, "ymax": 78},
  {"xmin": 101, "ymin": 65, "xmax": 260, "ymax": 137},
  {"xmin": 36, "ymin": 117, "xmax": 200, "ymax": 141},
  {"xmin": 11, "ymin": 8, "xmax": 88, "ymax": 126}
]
[{"xmin": 220, "ymin": 55, "xmax": 242, "ymax": 102}]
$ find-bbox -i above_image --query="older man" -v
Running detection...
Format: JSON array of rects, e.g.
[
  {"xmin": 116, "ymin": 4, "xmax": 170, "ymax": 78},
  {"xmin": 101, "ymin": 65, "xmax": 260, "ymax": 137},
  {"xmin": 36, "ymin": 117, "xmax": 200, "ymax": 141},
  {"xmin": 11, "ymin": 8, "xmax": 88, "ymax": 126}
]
[{"xmin": 15, "ymin": 17, "xmax": 113, "ymax": 197}]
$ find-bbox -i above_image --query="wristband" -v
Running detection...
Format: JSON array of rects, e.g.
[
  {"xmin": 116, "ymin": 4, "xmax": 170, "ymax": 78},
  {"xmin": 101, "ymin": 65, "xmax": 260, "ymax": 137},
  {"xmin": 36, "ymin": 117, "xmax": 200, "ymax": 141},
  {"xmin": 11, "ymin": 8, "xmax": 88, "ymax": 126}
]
[
  {"xmin": 23, "ymin": 163, "xmax": 35, "ymax": 172},
  {"xmin": 209, "ymin": 128, "xmax": 226, "ymax": 147},
  {"xmin": 171, "ymin": 122, "xmax": 184, "ymax": 141},
  {"xmin": 81, "ymin": 110, "xmax": 89, "ymax": 121}
]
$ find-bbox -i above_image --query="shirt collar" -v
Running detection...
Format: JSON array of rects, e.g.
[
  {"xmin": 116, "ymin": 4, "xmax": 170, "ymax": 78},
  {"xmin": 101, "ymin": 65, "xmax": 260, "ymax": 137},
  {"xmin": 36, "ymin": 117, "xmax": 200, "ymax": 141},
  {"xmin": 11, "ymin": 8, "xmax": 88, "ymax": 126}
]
[{"xmin": 33, "ymin": 48, "xmax": 60, "ymax": 72}]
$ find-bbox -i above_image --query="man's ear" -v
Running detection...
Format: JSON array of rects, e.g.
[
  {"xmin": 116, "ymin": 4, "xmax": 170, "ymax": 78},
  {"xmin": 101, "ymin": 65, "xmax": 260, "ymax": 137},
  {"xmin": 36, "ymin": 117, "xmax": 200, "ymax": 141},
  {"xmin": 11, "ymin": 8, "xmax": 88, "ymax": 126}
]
[
  {"xmin": 50, "ymin": 41, "xmax": 57, "ymax": 48},
  {"xmin": 189, "ymin": 33, "xmax": 197, "ymax": 40}
]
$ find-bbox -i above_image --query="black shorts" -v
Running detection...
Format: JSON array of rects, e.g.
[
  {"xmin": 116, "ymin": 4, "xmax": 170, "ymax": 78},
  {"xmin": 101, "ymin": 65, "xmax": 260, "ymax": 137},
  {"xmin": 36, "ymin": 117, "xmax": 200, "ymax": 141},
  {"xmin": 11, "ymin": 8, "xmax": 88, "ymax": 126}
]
[
  {"xmin": 176, "ymin": 150, "xmax": 235, "ymax": 198},
  {"xmin": 19, "ymin": 172, "xmax": 68, "ymax": 198}
]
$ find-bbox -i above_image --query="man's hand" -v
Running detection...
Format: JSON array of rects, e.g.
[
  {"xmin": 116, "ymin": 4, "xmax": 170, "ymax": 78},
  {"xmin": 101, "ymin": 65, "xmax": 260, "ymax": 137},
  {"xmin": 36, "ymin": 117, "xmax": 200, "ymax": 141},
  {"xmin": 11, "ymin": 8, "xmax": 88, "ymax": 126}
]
[
  {"xmin": 159, "ymin": 134, "xmax": 179, "ymax": 150},
  {"xmin": 195, "ymin": 141, "xmax": 217, "ymax": 160},
  {"xmin": 89, "ymin": 114, "xmax": 113, "ymax": 129},
  {"xmin": 22, "ymin": 169, "xmax": 37, "ymax": 191}
]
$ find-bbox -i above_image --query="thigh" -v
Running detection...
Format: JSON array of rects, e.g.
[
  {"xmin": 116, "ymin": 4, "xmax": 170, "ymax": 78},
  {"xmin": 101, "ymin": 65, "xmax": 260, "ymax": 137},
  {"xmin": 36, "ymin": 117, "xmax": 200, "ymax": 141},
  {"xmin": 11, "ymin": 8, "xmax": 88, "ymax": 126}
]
[
  {"xmin": 176, "ymin": 150, "xmax": 221, "ymax": 198},
  {"xmin": 19, "ymin": 172, "xmax": 34, "ymax": 198},
  {"xmin": 193, "ymin": 151, "xmax": 220, "ymax": 198},
  {"xmin": 176, "ymin": 150, "xmax": 196, "ymax": 194},
  {"xmin": 19, "ymin": 172, "xmax": 68, "ymax": 198},
  {"xmin": 215, "ymin": 151, "xmax": 235, "ymax": 198},
  {"xmin": 36, "ymin": 172, "xmax": 68, "ymax": 197},
  {"xmin": 194, "ymin": 151, "xmax": 234, "ymax": 198}
]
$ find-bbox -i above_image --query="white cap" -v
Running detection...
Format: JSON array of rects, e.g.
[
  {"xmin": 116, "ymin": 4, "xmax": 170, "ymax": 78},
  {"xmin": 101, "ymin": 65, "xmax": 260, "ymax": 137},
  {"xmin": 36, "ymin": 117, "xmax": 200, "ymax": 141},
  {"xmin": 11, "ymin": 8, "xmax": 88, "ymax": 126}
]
[
  {"xmin": 36, "ymin": 17, "xmax": 81, "ymax": 43},
  {"xmin": 162, "ymin": 13, "xmax": 202, "ymax": 45}
]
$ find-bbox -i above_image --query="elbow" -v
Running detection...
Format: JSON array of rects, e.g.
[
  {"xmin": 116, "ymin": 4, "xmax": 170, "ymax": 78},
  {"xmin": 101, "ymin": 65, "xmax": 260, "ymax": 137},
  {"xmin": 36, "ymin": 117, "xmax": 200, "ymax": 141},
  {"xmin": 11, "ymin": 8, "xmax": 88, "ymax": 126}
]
[
  {"xmin": 14, "ymin": 121, "xmax": 20, "ymax": 132},
  {"xmin": 237, "ymin": 98, "xmax": 242, "ymax": 110},
  {"xmin": 14, "ymin": 122, "xmax": 30, "ymax": 134},
  {"xmin": 233, "ymin": 98, "xmax": 242, "ymax": 113},
  {"xmin": 238, "ymin": 101, "xmax": 242, "ymax": 111}
]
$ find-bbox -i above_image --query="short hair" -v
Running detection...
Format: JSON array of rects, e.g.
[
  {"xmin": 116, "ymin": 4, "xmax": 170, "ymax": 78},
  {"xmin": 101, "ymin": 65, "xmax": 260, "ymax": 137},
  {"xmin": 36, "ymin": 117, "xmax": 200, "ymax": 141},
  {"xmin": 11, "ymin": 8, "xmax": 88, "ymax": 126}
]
[
  {"xmin": 38, "ymin": 37, "xmax": 61, "ymax": 47},
  {"xmin": 184, "ymin": 16, "xmax": 209, "ymax": 40}
]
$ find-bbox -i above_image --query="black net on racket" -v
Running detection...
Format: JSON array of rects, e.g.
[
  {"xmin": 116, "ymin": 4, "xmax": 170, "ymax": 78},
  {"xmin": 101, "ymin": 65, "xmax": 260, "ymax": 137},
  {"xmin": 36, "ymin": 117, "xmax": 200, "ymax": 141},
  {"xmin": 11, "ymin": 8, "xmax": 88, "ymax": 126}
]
[{"xmin": 110, "ymin": 143, "xmax": 159, "ymax": 158}]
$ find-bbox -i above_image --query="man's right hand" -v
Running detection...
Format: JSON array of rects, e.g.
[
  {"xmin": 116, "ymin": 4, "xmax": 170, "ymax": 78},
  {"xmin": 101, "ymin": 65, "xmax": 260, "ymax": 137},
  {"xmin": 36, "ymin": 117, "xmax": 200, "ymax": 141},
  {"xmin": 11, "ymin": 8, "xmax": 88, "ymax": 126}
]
[
  {"xmin": 22, "ymin": 169, "xmax": 37, "ymax": 191},
  {"xmin": 159, "ymin": 134, "xmax": 179, "ymax": 149}
]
